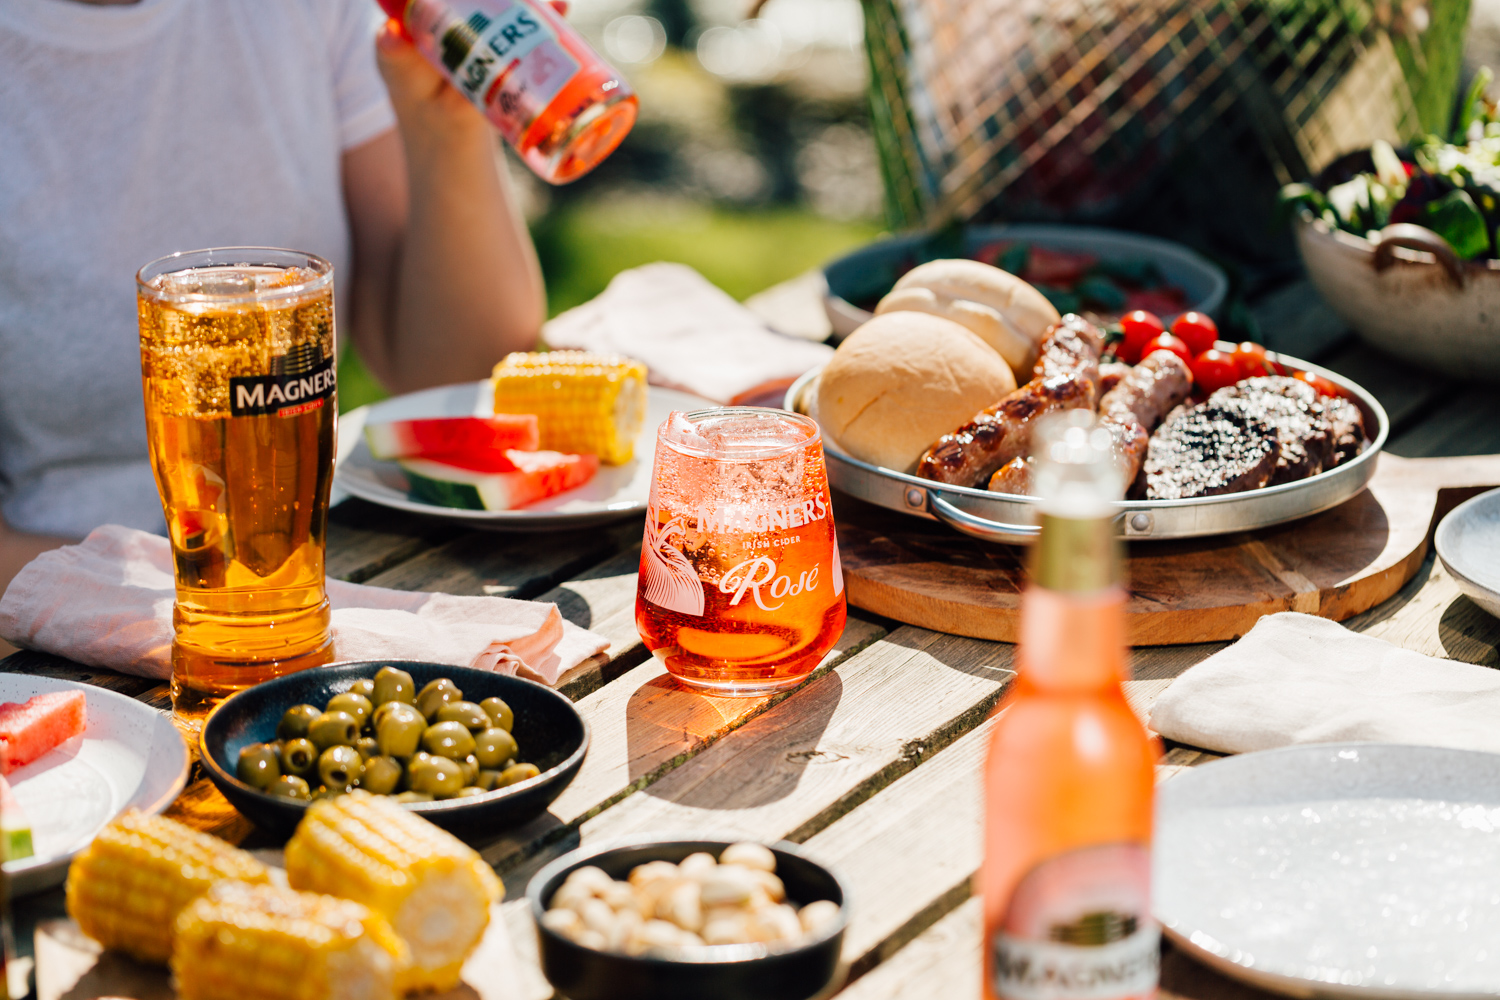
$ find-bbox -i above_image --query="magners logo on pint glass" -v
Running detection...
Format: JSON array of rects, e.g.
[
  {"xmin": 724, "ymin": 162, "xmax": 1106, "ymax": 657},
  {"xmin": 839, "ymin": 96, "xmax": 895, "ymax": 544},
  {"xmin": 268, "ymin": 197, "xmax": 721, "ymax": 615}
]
[
  {"xmin": 635, "ymin": 408, "xmax": 847, "ymax": 696},
  {"xmin": 136, "ymin": 248, "xmax": 338, "ymax": 726}
]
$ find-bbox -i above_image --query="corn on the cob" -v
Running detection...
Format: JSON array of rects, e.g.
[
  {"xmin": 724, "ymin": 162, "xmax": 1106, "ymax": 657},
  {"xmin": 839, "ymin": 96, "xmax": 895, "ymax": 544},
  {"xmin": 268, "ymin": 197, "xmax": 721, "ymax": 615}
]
[
  {"xmin": 172, "ymin": 880, "xmax": 410, "ymax": 1000},
  {"xmin": 65, "ymin": 808, "xmax": 268, "ymax": 964},
  {"xmin": 284, "ymin": 791, "xmax": 501, "ymax": 992},
  {"xmin": 491, "ymin": 351, "xmax": 647, "ymax": 465}
]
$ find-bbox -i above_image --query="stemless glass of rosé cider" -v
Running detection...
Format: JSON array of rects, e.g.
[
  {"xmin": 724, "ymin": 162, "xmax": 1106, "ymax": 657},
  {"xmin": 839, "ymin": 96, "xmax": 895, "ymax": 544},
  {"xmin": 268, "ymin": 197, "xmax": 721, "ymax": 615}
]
[{"xmin": 635, "ymin": 408, "xmax": 847, "ymax": 697}]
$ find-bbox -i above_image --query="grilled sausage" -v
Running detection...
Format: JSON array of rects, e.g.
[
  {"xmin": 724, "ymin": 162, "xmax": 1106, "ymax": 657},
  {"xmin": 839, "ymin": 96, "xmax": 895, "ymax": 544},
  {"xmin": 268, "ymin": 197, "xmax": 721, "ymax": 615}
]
[
  {"xmin": 1096, "ymin": 348, "xmax": 1194, "ymax": 485},
  {"xmin": 1032, "ymin": 314, "xmax": 1105, "ymax": 396},
  {"xmin": 987, "ymin": 457, "xmax": 1033, "ymax": 495},
  {"xmin": 918, "ymin": 374, "xmax": 1096, "ymax": 486}
]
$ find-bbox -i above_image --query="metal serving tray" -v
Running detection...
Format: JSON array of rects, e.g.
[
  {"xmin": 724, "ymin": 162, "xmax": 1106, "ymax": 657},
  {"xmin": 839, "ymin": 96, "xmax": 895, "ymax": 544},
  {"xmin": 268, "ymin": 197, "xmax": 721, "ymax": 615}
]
[{"xmin": 785, "ymin": 347, "xmax": 1389, "ymax": 544}]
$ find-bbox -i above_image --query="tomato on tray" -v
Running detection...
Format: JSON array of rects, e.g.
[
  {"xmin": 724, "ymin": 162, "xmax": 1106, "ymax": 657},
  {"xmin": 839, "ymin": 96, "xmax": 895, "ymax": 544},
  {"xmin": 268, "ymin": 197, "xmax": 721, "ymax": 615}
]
[
  {"xmin": 1190, "ymin": 349, "xmax": 1240, "ymax": 395},
  {"xmin": 1170, "ymin": 311, "xmax": 1219, "ymax": 356},
  {"xmin": 1141, "ymin": 332, "xmax": 1194, "ymax": 370},
  {"xmin": 1293, "ymin": 369, "xmax": 1343, "ymax": 398},
  {"xmin": 1118, "ymin": 310, "xmax": 1165, "ymax": 364},
  {"xmin": 1231, "ymin": 341, "xmax": 1280, "ymax": 378}
]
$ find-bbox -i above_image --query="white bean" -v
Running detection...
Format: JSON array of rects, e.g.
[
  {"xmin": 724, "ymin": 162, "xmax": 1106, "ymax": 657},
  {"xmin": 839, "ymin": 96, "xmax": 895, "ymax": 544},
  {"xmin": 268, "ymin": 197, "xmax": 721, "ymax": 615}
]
[
  {"xmin": 678, "ymin": 852, "xmax": 718, "ymax": 881},
  {"xmin": 798, "ymin": 899, "xmax": 842, "ymax": 937},
  {"xmin": 748, "ymin": 869, "xmax": 786, "ymax": 903},
  {"xmin": 579, "ymin": 897, "xmax": 617, "ymax": 936},
  {"xmin": 628, "ymin": 860, "xmax": 679, "ymax": 889},
  {"xmin": 565, "ymin": 865, "xmax": 614, "ymax": 896},
  {"xmin": 657, "ymin": 878, "xmax": 704, "ymax": 932},
  {"xmin": 601, "ymin": 880, "xmax": 637, "ymax": 912},
  {"xmin": 540, "ymin": 907, "xmax": 583, "ymax": 940},
  {"xmin": 755, "ymin": 903, "xmax": 803, "ymax": 942},
  {"xmin": 700, "ymin": 865, "xmax": 758, "ymax": 908},
  {"xmin": 701, "ymin": 910, "xmax": 755, "ymax": 945},
  {"xmin": 720, "ymin": 842, "xmax": 778, "ymax": 873}
]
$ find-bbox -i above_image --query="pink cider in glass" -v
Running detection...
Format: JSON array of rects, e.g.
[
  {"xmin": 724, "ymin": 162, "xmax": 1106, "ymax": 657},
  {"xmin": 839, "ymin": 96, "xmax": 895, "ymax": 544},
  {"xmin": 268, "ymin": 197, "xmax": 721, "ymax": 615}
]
[{"xmin": 635, "ymin": 408, "xmax": 847, "ymax": 697}]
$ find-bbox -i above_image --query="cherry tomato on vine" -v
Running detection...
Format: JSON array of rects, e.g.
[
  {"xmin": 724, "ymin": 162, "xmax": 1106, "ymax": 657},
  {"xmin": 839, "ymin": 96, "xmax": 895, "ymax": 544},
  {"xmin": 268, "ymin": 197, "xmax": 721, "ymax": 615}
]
[
  {"xmin": 1190, "ymin": 350, "xmax": 1240, "ymax": 395},
  {"xmin": 1141, "ymin": 333, "xmax": 1194, "ymax": 370},
  {"xmin": 1293, "ymin": 369, "xmax": 1343, "ymax": 398},
  {"xmin": 1231, "ymin": 341, "xmax": 1279, "ymax": 378},
  {"xmin": 1118, "ymin": 310, "xmax": 1165, "ymax": 364},
  {"xmin": 1170, "ymin": 311, "xmax": 1219, "ymax": 356}
]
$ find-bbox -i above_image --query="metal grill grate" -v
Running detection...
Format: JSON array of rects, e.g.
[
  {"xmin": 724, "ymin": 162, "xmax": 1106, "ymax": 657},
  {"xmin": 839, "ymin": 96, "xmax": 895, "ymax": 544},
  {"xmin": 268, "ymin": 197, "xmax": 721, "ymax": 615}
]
[{"xmin": 865, "ymin": 0, "xmax": 1466, "ymax": 230}]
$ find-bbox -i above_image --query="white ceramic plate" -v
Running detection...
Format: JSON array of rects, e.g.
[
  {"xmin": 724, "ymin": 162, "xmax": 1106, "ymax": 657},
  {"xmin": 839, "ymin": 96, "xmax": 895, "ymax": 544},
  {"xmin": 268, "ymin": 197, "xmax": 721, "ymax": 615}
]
[
  {"xmin": 1435, "ymin": 488, "xmax": 1500, "ymax": 619},
  {"xmin": 1155, "ymin": 742, "xmax": 1500, "ymax": 998},
  {"xmin": 334, "ymin": 380, "xmax": 716, "ymax": 529},
  {"xmin": 0, "ymin": 675, "xmax": 189, "ymax": 896}
]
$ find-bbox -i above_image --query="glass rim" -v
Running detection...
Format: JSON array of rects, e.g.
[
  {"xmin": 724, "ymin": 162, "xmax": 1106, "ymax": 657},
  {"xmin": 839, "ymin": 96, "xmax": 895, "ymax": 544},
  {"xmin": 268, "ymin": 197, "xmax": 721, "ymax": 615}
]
[
  {"xmin": 136, "ymin": 246, "xmax": 333, "ymax": 305},
  {"xmin": 659, "ymin": 406, "xmax": 821, "ymax": 461}
]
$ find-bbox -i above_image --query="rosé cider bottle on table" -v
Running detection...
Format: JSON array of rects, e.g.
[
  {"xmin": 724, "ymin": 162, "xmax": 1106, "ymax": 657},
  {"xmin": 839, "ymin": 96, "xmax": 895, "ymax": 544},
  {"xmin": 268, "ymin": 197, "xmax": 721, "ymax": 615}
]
[
  {"xmin": 635, "ymin": 408, "xmax": 846, "ymax": 697},
  {"xmin": 376, "ymin": 0, "xmax": 637, "ymax": 183},
  {"xmin": 982, "ymin": 412, "xmax": 1160, "ymax": 1000}
]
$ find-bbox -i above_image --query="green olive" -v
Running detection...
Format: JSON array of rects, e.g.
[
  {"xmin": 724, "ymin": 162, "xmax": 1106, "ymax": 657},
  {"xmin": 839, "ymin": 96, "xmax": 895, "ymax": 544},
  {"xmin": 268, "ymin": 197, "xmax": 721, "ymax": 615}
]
[
  {"xmin": 279, "ymin": 738, "xmax": 317, "ymax": 778},
  {"xmin": 371, "ymin": 702, "xmax": 397, "ymax": 730},
  {"xmin": 407, "ymin": 756, "xmax": 464, "ymax": 798},
  {"xmin": 456, "ymin": 754, "xmax": 479, "ymax": 786},
  {"xmin": 277, "ymin": 704, "xmax": 322, "ymax": 741},
  {"xmin": 476, "ymin": 769, "xmax": 504, "ymax": 791},
  {"xmin": 497, "ymin": 762, "xmax": 541, "ymax": 787},
  {"xmin": 375, "ymin": 702, "xmax": 426, "ymax": 757},
  {"xmin": 326, "ymin": 692, "xmax": 374, "ymax": 728},
  {"xmin": 479, "ymin": 697, "xmax": 514, "ymax": 732},
  {"xmin": 436, "ymin": 701, "xmax": 491, "ymax": 733},
  {"xmin": 373, "ymin": 666, "xmax": 417, "ymax": 706},
  {"xmin": 237, "ymin": 743, "xmax": 281, "ymax": 789},
  {"xmin": 354, "ymin": 737, "xmax": 379, "ymax": 760},
  {"xmin": 318, "ymin": 745, "xmax": 364, "ymax": 791},
  {"xmin": 308, "ymin": 710, "xmax": 359, "ymax": 750},
  {"xmin": 415, "ymin": 679, "xmax": 463, "ymax": 721},
  {"xmin": 473, "ymin": 727, "xmax": 520, "ymax": 769},
  {"xmin": 268, "ymin": 775, "xmax": 311, "ymax": 801},
  {"xmin": 421, "ymin": 721, "xmax": 476, "ymax": 760},
  {"xmin": 453, "ymin": 786, "xmax": 486, "ymax": 798},
  {"xmin": 394, "ymin": 791, "xmax": 433, "ymax": 803},
  {"xmin": 348, "ymin": 678, "xmax": 376, "ymax": 699},
  {"xmin": 360, "ymin": 756, "xmax": 403, "ymax": 795}
]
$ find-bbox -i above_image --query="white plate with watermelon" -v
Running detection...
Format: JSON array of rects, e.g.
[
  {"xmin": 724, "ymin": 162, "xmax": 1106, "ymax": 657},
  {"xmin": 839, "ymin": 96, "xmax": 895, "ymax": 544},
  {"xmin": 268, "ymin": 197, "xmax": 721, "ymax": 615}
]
[
  {"xmin": 335, "ymin": 380, "xmax": 716, "ymax": 529},
  {"xmin": 0, "ymin": 675, "xmax": 190, "ymax": 896}
]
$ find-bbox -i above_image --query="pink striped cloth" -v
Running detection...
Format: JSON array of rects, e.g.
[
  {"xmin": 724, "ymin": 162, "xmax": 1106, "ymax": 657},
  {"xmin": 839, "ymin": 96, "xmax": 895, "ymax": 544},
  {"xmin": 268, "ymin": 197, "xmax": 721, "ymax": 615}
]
[{"xmin": 0, "ymin": 525, "xmax": 608, "ymax": 685}]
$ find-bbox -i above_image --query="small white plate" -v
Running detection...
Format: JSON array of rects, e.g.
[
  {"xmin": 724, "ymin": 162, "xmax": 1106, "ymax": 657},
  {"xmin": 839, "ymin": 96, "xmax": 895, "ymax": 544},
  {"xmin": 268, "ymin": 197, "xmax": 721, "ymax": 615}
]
[
  {"xmin": 1435, "ymin": 488, "xmax": 1500, "ymax": 619},
  {"xmin": 1155, "ymin": 742, "xmax": 1500, "ymax": 998},
  {"xmin": 0, "ymin": 675, "xmax": 189, "ymax": 896},
  {"xmin": 334, "ymin": 380, "xmax": 716, "ymax": 529}
]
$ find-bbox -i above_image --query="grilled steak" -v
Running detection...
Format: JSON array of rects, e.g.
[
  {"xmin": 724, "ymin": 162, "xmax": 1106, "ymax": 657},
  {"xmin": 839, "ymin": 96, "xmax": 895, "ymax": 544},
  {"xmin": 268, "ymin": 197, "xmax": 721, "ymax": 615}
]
[
  {"xmin": 1323, "ymin": 395, "xmax": 1367, "ymax": 467},
  {"xmin": 1140, "ymin": 398, "xmax": 1278, "ymax": 499},
  {"xmin": 1210, "ymin": 377, "xmax": 1333, "ymax": 484}
]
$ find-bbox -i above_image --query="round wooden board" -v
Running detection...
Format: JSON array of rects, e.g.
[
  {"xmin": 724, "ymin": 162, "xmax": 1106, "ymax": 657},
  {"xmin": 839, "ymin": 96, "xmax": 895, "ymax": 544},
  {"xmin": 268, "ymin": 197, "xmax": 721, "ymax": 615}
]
[{"xmin": 835, "ymin": 453, "xmax": 1500, "ymax": 645}]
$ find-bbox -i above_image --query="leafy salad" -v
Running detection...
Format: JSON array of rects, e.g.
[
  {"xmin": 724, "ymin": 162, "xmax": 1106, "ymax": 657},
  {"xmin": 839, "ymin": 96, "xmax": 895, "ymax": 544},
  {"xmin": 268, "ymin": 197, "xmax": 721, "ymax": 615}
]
[{"xmin": 1281, "ymin": 69, "xmax": 1500, "ymax": 260}]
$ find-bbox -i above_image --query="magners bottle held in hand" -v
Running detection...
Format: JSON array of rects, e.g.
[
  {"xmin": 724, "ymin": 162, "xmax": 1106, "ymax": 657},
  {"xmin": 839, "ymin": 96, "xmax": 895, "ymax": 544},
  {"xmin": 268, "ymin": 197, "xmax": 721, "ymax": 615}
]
[
  {"xmin": 982, "ymin": 411, "xmax": 1159, "ymax": 1000},
  {"xmin": 377, "ymin": 0, "xmax": 638, "ymax": 183}
]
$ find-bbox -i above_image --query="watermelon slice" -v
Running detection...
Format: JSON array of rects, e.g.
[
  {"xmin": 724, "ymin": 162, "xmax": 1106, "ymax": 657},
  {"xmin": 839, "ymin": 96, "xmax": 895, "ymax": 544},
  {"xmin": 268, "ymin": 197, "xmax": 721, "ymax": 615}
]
[
  {"xmin": 0, "ymin": 690, "xmax": 87, "ymax": 774},
  {"xmin": 400, "ymin": 450, "xmax": 600, "ymax": 510},
  {"xmin": 0, "ymin": 775, "xmax": 33, "ymax": 861},
  {"xmin": 365, "ymin": 415, "xmax": 540, "ymax": 461}
]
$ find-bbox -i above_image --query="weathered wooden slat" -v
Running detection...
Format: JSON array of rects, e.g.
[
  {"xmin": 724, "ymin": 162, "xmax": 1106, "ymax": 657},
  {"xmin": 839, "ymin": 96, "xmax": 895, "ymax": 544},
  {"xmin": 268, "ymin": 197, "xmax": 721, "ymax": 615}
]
[
  {"xmin": 0, "ymin": 650, "xmax": 165, "ymax": 702},
  {"xmin": 1389, "ymin": 383, "xmax": 1500, "ymax": 458},
  {"xmin": 835, "ymin": 897, "xmax": 981, "ymax": 1000},
  {"xmin": 358, "ymin": 519, "xmax": 642, "ymax": 603},
  {"xmin": 325, "ymin": 497, "xmax": 465, "ymax": 583},
  {"xmin": 476, "ymin": 614, "xmax": 889, "ymax": 874}
]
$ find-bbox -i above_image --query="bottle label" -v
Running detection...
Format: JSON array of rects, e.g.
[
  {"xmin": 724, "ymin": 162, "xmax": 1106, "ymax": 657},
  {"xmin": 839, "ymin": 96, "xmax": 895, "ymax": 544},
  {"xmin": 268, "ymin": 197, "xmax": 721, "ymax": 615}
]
[
  {"xmin": 991, "ymin": 843, "xmax": 1158, "ymax": 1000},
  {"xmin": 403, "ymin": 0, "xmax": 580, "ymax": 144}
]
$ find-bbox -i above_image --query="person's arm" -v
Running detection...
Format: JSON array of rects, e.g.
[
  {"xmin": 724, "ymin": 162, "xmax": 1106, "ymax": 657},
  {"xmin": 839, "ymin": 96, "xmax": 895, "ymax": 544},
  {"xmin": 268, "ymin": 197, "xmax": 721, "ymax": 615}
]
[
  {"xmin": 340, "ymin": 22, "xmax": 546, "ymax": 395},
  {"xmin": 0, "ymin": 517, "xmax": 69, "ymax": 658}
]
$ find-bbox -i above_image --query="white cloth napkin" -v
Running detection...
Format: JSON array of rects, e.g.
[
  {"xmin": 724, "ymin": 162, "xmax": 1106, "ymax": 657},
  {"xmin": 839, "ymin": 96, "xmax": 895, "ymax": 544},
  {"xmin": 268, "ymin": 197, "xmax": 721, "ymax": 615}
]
[
  {"xmin": 1148, "ymin": 611, "xmax": 1500, "ymax": 754},
  {"xmin": 542, "ymin": 261, "xmax": 834, "ymax": 405},
  {"xmin": 0, "ymin": 525, "xmax": 609, "ymax": 686}
]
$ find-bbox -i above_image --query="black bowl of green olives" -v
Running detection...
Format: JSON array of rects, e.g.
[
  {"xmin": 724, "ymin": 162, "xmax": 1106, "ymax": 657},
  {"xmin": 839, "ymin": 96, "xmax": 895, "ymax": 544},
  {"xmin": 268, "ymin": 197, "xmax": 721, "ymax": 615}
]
[{"xmin": 200, "ymin": 660, "xmax": 589, "ymax": 836}]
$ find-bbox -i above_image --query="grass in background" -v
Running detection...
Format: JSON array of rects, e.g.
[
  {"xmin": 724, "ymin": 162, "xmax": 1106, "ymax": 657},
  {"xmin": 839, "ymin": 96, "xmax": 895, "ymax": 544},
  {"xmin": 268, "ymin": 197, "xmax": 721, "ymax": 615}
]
[{"xmin": 337, "ymin": 203, "xmax": 882, "ymax": 412}]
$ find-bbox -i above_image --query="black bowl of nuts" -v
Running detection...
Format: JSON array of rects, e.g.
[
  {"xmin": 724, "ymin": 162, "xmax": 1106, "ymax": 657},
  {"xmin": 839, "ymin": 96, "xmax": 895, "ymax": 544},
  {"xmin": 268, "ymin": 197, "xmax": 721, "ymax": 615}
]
[
  {"xmin": 200, "ymin": 660, "xmax": 588, "ymax": 836},
  {"xmin": 528, "ymin": 837, "xmax": 848, "ymax": 1000}
]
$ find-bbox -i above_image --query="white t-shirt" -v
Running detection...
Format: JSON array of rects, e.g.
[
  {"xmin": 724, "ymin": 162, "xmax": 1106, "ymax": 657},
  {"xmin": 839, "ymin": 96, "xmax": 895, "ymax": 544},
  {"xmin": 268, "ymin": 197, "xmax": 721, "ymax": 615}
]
[{"xmin": 0, "ymin": 0, "xmax": 395, "ymax": 538}]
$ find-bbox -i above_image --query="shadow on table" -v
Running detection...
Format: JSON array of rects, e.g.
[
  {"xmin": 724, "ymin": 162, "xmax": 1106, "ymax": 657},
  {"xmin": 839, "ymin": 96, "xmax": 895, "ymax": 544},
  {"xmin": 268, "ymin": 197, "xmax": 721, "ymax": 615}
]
[
  {"xmin": 628, "ymin": 670, "xmax": 843, "ymax": 811},
  {"xmin": 1439, "ymin": 594, "xmax": 1500, "ymax": 666}
]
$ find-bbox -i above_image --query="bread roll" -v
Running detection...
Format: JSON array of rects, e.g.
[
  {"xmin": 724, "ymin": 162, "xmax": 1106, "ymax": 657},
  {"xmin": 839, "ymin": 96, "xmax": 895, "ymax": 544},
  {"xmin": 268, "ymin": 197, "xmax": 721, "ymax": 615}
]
[
  {"xmin": 875, "ymin": 259, "xmax": 1059, "ymax": 374},
  {"xmin": 817, "ymin": 311, "xmax": 1017, "ymax": 473}
]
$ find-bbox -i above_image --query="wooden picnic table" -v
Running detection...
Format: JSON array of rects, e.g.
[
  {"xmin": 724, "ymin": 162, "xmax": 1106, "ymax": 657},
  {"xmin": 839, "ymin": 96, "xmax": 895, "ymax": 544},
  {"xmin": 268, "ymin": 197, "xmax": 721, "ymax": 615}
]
[{"xmin": 6, "ymin": 274, "xmax": 1500, "ymax": 1000}]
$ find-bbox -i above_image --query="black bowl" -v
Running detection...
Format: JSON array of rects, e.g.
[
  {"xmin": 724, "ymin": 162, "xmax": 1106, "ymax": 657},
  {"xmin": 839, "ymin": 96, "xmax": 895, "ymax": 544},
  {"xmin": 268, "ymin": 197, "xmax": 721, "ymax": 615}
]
[
  {"xmin": 200, "ymin": 659, "xmax": 588, "ymax": 836},
  {"xmin": 529, "ymin": 837, "xmax": 848, "ymax": 1000}
]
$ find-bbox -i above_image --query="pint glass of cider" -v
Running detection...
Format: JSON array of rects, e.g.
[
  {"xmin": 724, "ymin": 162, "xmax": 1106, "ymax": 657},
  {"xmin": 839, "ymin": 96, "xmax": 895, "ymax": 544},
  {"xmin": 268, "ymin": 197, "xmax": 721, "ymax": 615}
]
[
  {"xmin": 136, "ymin": 248, "xmax": 337, "ymax": 724},
  {"xmin": 635, "ymin": 408, "xmax": 847, "ymax": 696}
]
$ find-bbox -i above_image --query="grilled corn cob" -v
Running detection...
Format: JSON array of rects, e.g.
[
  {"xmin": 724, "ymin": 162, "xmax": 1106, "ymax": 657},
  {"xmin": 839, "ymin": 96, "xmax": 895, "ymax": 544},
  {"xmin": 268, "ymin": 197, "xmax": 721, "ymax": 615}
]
[
  {"xmin": 491, "ymin": 351, "xmax": 647, "ymax": 464},
  {"xmin": 173, "ymin": 880, "xmax": 410, "ymax": 1000},
  {"xmin": 65, "ymin": 808, "xmax": 269, "ymax": 964},
  {"xmin": 285, "ymin": 791, "xmax": 501, "ymax": 992}
]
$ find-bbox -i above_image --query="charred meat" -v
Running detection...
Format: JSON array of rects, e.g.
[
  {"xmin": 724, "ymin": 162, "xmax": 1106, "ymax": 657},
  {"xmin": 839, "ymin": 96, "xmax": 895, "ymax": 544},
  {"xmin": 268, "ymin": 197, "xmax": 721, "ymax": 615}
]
[
  {"xmin": 1209, "ymin": 377, "xmax": 1333, "ymax": 484},
  {"xmin": 1140, "ymin": 398, "xmax": 1279, "ymax": 499}
]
